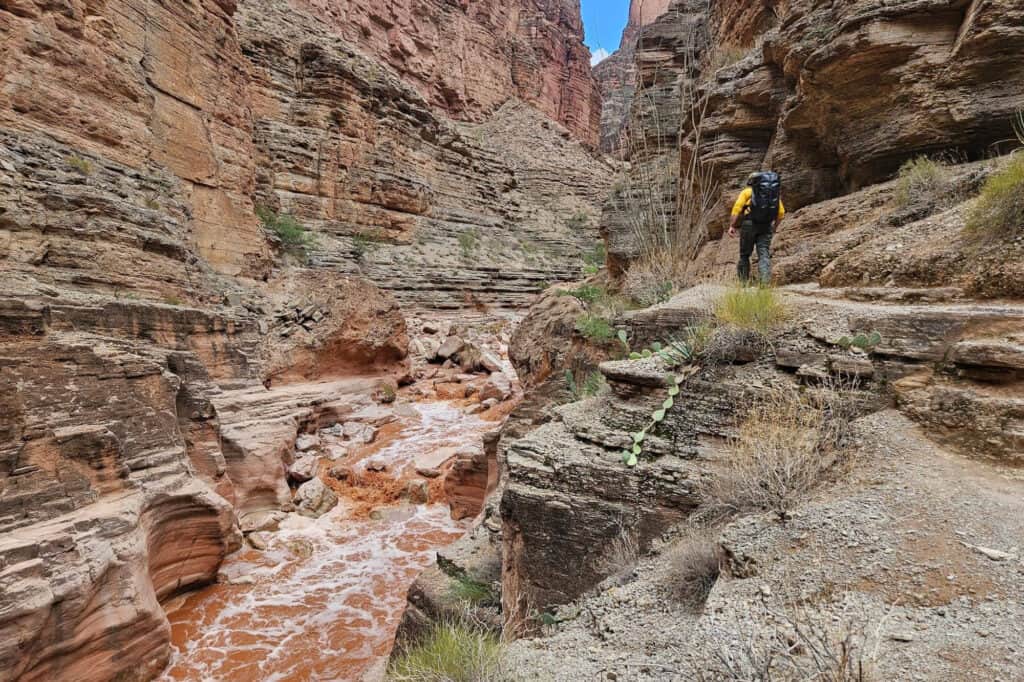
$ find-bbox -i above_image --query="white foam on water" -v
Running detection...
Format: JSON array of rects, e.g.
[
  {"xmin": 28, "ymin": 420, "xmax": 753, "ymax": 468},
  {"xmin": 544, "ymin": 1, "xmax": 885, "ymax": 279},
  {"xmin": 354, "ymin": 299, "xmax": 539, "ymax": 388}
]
[{"xmin": 160, "ymin": 402, "xmax": 492, "ymax": 681}]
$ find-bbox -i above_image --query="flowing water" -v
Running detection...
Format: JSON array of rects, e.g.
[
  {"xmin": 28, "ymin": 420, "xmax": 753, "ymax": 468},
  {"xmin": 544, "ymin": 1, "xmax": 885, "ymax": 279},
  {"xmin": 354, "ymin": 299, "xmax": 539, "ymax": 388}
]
[{"xmin": 160, "ymin": 402, "xmax": 492, "ymax": 681}]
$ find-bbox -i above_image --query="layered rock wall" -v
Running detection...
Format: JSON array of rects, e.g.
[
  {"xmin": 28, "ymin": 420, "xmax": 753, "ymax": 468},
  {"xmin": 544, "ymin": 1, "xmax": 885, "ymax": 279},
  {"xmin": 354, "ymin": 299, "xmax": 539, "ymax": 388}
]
[
  {"xmin": 603, "ymin": 0, "xmax": 1024, "ymax": 274},
  {"xmin": 241, "ymin": 0, "xmax": 614, "ymax": 310},
  {"xmin": 294, "ymin": 0, "xmax": 602, "ymax": 146},
  {"xmin": 593, "ymin": 0, "xmax": 673, "ymax": 155}
]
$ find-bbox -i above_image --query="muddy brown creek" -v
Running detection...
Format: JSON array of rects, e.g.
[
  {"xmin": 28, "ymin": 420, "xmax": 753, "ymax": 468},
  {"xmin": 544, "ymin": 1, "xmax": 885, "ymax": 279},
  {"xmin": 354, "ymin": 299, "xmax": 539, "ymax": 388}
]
[{"xmin": 159, "ymin": 401, "xmax": 494, "ymax": 681}]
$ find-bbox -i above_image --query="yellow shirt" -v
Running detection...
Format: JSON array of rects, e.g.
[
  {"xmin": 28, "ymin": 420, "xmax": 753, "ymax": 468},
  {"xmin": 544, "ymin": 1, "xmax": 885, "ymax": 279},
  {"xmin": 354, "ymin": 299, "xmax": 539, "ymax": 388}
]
[{"xmin": 731, "ymin": 187, "xmax": 785, "ymax": 220}]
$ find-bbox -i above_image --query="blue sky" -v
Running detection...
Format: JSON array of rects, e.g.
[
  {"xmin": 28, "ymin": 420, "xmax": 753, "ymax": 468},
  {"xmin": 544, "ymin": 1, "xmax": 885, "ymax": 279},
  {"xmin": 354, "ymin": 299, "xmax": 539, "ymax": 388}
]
[{"xmin": 581, "ymin": 0, "xmax": 629, "ymax": 65}]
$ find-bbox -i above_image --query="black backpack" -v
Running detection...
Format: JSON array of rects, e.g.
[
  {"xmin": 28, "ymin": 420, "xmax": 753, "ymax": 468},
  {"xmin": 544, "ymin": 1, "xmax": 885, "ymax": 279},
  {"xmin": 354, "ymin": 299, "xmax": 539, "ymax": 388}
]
[{"xmin": 747, "ymin": 172, "xmax": 781, "ymax": 225}]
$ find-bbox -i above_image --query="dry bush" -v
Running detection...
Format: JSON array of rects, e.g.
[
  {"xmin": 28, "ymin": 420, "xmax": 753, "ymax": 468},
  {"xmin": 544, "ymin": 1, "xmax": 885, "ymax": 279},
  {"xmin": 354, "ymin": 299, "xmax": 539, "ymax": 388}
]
[
  {"xmin": 893, "ymin": 156, "xmax": 951, "ymax": 209},
  {"xmin": 596, "ymin": 521, "xmax": 640, "ymax": 580},
  {"xmin": 615, "ymin": 21, "xmax": 718, "ymax": 294},
  {"xmin": 662, "ymin": 527, "xmax": 721, "ymax": 611},
  {"xmin": 698, "ymin": 385, "xmax": 849, "ymax": 523},
  {"xmin": 693, "ymin": 597, "xmax": 884, "ymax": 681},
  {"xmin": 965, "ymin": 151, "xmax": 1024, "ymax": 241}
]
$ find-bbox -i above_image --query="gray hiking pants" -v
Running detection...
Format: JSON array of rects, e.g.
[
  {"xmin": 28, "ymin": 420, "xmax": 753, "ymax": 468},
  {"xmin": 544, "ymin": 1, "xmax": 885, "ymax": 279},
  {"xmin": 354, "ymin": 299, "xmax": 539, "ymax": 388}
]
[{"xmin": 737, "ymin": 220, "xmax": 773, "ymax": 284}]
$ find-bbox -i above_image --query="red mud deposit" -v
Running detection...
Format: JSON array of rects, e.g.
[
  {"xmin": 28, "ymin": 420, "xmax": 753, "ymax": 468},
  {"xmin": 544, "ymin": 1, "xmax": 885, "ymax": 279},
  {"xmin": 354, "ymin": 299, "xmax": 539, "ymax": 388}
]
[{"xmin": 159, "ymin": 402, "xmax": 497, "ymax": 681}]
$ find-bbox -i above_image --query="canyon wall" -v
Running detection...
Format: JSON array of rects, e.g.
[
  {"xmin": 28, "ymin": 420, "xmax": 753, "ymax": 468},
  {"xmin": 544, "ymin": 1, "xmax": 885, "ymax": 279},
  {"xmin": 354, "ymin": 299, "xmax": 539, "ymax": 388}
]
[
  {"xmin": 0, "ymin": 0, "xmax": 610, "ymax": 677},
  {"xmin": 593, "ymin": 0, "xmax": 672, "ymax": 155},
  {"xmin": 602, "ymin": 0, "xmax": 1024, "ymax": 273},
  {"xmin": 294, "ymin": 0, "xmax": 602, "ymax": 146},
  {"xmin": 240, "ymin": 0, "xmax": 614, "ymax": 311}
]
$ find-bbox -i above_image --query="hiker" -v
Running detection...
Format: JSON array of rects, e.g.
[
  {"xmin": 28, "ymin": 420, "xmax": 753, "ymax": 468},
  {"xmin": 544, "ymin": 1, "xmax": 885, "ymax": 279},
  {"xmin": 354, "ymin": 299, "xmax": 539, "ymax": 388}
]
[{"xmin": 728, "ymin": 171, "xmax": 785, "ymax": 285}]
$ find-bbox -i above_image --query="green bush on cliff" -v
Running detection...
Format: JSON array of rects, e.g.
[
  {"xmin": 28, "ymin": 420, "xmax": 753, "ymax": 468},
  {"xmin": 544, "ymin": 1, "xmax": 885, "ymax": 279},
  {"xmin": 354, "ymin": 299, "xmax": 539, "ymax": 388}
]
[
  {"xmin": 574, "ymin": 313, "xmax": 615, "ymax": 341},
  {"xmin": 388, "ymin": 619, "xmax": 507, "ymax": 682},
  {"xmin": 894, "ymin": 156, "xmax": 950, "ymax": 209},
  {"xmin": 966, "ymin": 152, "xmax": 1024, "ymax": 241},
  {"xmin": 256, "ymin": 206, "xmax": 316, "ymax": 260}
]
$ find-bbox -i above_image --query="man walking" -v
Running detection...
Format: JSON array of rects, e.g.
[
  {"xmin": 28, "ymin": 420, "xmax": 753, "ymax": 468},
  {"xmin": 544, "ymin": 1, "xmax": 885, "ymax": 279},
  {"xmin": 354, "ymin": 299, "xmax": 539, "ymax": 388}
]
[{"xmin": 728, "ymin": 171, "xmax": 785, "ymax": 284}]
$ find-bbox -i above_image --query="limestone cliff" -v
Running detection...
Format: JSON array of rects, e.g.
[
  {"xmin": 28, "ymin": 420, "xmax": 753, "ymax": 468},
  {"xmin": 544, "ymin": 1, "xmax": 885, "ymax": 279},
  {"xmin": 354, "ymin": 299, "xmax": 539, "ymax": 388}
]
[
  {"xmin": 603, "ymin": 0, "xmax": 1024, "ymax": 271},
  {"xmin": 294, "ymin": 0, "xmax": 602, "ymax": 146},
  {"xmin": 0, "ymin": 0, "xmax": 610, "ymax": 677},
  {"xmin": 593, "ymin": 0, "xmax": 672, "ymax": 155}
]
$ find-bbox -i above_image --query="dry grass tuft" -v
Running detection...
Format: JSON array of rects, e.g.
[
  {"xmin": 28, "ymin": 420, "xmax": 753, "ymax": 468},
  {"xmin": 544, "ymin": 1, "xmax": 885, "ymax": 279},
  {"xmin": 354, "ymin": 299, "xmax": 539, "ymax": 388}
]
[
  {"xmin": 596, "ymin": 522, "xmax": 640, "ymax": 579},
  {"xmin": 713, "ymin": 284, "xmax": 788, "ymax": 335},
  {"xmin": 387, "ymin": 616, "xmax": 511, "ymax": 682},
  {"xmin": 699, "ymin": 385, "xmax": 849, "ymax": 523},
  {"xmin": 965, "ymin": 152, "xmax": 1024, "ymax": 241},
  {"xmin": 662, "ymin": 528, "xmax": 721, "ymax": 611}
]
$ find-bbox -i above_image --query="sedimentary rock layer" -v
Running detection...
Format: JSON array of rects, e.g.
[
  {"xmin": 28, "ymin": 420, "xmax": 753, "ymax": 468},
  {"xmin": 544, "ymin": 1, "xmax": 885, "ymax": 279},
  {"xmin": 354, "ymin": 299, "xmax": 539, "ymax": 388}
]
[
  {"xmin": 603, "ymin": 0, "xmax": 1024, "ymax": 271},
  {"xmin": 294, "ymin": 0, "xmax": 602, "ymax": 145},
  {"xmin": 593, "ymin": 0, "xmax": 673, "ymax": 155}
]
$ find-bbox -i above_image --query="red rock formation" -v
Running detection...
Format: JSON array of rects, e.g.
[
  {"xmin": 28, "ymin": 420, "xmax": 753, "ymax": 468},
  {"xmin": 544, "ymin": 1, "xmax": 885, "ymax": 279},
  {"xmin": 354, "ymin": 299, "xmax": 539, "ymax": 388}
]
[
  {"xmin": 294, "ymin": 0, "xmax": 601, "ymax": 146},
  {"xmin": 603, "ymin": 0, "xmax": 1024, "ymax": 272},
  {"xmin": 0, "ymin": 0, "xmax": 609, "ymax": 676},
  {"xmin": 0, "ymin": 0, "xmax": 273, "ymax": 279},
  {"xmin": 593, "ymin": 0, "xmax": 673, "ymax": 154}
]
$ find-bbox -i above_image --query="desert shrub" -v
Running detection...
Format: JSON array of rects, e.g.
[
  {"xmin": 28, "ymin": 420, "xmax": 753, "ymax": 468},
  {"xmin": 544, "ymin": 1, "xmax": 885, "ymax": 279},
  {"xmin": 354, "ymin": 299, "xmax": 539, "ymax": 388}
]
[
  {"xmin": 560, "ymin": 283, "xmax": 606, "ymax": 306},
  {"xmin": 893, "ymin": 156, "xmax": 950, "ymax": 209},
  {"xmin": 623, "ymin": 259, "xmax": 676, "ymax": 307},
  {"xmin": 352, "ymin": 229, "xmax": 384, "ymax": 261},
  {"xmin": 458, "ymin": 228, "xmax": 480, "ymax": 258},
  {"xmin": 564, "ymin": 368, "xmax": 607, "ymax": 401},
  {"xmin": 581, "ymin": 240, "xmax": 606, "ymax": 274},
  {"xmin": 574, "ymin": 313, "xmax": 615, "ymax": 341},
  {"xmin": 448, "ymin": 576, "xmax": 497, "ymax": 607},
  {"xmin": 691, "ymin": 598, "xmax": 882, "ymax": 681},
  {"xmin": 387, "ymin": 619, "xmax": 508, "ymax": 682},
  {"xmin": 256, "ymin": 206, "xmax": 316, "ymax": 259},
  {"xmin": 698, "ymin": 385, "xmax": 845, "ymax": 523},
  {"xmin": 65, "ymin": 154, "xmax": 93, "ymax": 175},
  {"xmin": 713, "ymin": 284, "xmax": 788, "ymax": 335},
  {"xmin": 565, "ymin": 210, "xmax": 590, "ymax": 231},
  {"xmin": 663, "ymin": 528, "xmax": 720, "ymax": 611},
  {"xmin": 965, "ymin": 152, "xmax": 1024, "ymax": 241}
]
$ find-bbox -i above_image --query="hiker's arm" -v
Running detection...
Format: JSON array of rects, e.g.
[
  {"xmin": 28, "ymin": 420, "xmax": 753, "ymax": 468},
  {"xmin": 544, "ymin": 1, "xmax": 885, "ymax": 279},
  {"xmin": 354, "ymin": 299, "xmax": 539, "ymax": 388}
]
[
  {"xmin": 728, "ymin": 189, "xmax": 749, "ymax": 237},
  {"xmin": 774, "ymin": 199, "xmax": 786, "ymax": 232}
]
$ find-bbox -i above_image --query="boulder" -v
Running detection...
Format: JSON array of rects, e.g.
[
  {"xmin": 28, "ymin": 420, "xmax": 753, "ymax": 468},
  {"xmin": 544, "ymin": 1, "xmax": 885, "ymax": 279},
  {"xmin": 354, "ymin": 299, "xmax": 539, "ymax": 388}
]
[
  {"xmin": 479, "ymin": 350, "xmax": 503, "ymax": 373},
  {"xmin": 366, "ymin": 459, "xmax": 389, "ymax": 473},
  {"xmin": 342, "ymin": 421, "xmax": 377, "ymax": 444},
  {"xmin": 325, "ymin": 444, "xmax": 349, "ymax": 460},
  {"xmin": 328, "ymin": 465, "xmax": 353, "ymax": 481},
  {"xmin": 247, "ymin": 531, "xmax": 272, "ymax": 551},
  {"xmin": 406, "ymin": 479, "xmax": 430, "ymax": 504},
  {"xmin": 436, "ymin": 335, "xmax": 466, "ymax": 360},
  {"xmin": 479, "ymin": 372, "xmax": 513, "ymax": 402},
  {"xmin": 239, "ymin": 510, "xmax": 287, "ymax": 533},
  {"xmin": 295, "ymin": 479, "xmax": 339, "ymax": 518},
  {"xmin": 288, "ymin": 455, "xmax": 318, "ymax": 484}
]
